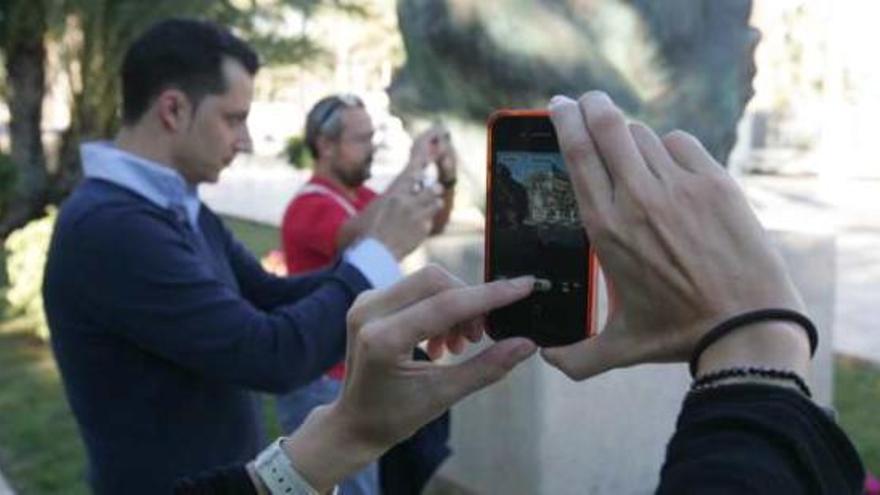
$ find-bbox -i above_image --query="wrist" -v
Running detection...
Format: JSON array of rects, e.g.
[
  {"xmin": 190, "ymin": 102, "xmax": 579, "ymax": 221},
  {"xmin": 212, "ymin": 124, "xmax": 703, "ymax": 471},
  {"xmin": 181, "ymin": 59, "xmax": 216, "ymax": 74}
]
[
  {"xmin": 383, "ymin": 241, "xmax": 406, "ymax": 261},
  {"xmin": 246, "ymin": 461, "xmax": 269, "ymax": 495},
  {"xmin": 283, "ymin": 404, "xmax": 384, "ymax": 493},
  {"xmin": 696, "ymin": 321, "xmax": 811, "ymax": 378}
]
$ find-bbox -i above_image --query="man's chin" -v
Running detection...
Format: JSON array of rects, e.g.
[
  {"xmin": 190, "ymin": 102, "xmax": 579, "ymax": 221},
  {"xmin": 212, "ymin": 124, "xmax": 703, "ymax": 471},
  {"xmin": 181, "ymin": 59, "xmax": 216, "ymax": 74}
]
[
  {"xmin": 341, "ymin": 173, "xmax": 370, "ymax": 189},
  {"xmin": 359, "ymin": 168, "xmax": 372, "ymax": 184},
  {"xmin": 213, "ymin": 160, "xmax": 235, "ymax": 181},
  {"xmin": 202, "ymin": 167, "xmax": 225, "ymax": 184}
]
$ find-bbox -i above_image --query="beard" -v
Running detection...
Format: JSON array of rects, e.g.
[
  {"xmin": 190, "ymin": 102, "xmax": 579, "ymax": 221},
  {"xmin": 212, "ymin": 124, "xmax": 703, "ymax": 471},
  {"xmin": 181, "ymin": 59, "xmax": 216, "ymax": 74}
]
[{"xmin": 335, "ymin": 155, "xmax": 372, "ymax": 188}]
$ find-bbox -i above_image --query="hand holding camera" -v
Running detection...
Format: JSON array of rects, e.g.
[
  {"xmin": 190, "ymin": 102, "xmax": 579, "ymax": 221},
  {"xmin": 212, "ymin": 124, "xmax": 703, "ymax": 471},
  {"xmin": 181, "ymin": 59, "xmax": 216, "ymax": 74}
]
[
  {"xmin": 540, "ymin": 92, "xmax": 809, "ymax": 380},
  {"xmin": 391, "ymin": 123, "xmax": 458, "ymax": 193}
]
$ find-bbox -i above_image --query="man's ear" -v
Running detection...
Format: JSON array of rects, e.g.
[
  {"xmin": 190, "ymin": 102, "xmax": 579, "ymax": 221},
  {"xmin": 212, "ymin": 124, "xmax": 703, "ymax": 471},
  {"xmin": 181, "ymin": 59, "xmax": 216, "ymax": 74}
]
[
  {"xmin": 156, "ymin": 89, "xmax": 191, "ymax": 131},
  {"xmin": 316, "ymin": 135, "xmax": 337, "ymax": 160}
]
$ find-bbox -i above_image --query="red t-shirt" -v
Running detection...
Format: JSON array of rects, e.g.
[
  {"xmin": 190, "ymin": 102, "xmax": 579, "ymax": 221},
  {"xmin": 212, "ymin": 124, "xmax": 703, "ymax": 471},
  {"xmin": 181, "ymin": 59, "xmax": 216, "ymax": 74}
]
[{"xmin": 281, "ymin": 175, "xmax": 378, "ymax": 379}]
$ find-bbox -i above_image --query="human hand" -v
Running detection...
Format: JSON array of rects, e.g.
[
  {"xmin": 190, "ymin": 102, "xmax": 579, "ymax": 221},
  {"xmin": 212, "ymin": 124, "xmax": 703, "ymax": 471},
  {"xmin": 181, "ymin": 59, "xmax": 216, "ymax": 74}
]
[
  {"xmin": 428, "ymin": 123, "xmax": 458, "ymax": 187},
  {"xmin": 395, "ymin": 124, "xmax": 453, "ymax": 179},
  {"xmin": 384, "ymin": 125, "xmax": 457, "ymax": 201},
  {"xmin": 364, "ymin": 187, "xmax": 442, "ymax": 259},
  {"xmin": 541, "ymin": 92, "xmax": 807, "ymax": 380},
  {"xmin": 409, "ymin": 124, "xmax": 448, "ymax": 167},
  {"xmin": 284, "ymin": 266, "xmax": 536, "ymax": 492}
]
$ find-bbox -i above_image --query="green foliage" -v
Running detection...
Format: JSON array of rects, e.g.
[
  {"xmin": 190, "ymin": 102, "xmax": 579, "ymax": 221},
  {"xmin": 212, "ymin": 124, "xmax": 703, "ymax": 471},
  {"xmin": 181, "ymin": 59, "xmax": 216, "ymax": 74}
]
[
  {"xmin": 0, "ymin": 152, "xmax": 18, "ymax": 214},
  {"xmin": 222, "ymin": 215, "xmax": 280, "ymax": 258},
  {"xmin": 206, "ymin": 0, "xmax": 371, "ymax": 66},
  {"xmin": 836, "ymin": 355, "xmax": 880, "ymax": 474},
  {"xmin": 0, "ymin": 329, "xmax": 89, "ymax": 494},
  {"xmin": 50, "ymin": 0, "xmax": 372, "ymax": 181},
  {"xmin": 59, "ymin": 0, "xmax": 216, "ymax": 141},
  {"xmin": 4, "ymin": 207, "xmax": 56, "ymax": 341},
  {"xmin": 284, "ymin": 134, "xmax": 314, "ymax": 170},
  {"xmin": 0, "ymin": 0, "xmax": 49, "ymax": 49}
]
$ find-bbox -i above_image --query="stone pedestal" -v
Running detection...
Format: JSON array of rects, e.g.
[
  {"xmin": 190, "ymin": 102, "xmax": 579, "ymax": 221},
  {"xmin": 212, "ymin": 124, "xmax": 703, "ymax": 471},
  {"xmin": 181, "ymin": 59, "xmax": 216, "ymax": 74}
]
[{"xmin": 421, "ymin": 229, "xmax": 835, "ymax": 495}]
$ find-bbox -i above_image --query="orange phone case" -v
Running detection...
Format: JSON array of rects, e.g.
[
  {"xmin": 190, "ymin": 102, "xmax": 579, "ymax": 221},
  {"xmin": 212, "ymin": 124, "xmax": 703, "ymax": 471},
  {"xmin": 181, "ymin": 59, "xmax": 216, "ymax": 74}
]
[{"xmin": 485, "ymin": 109, "xmax": 600, "ymax": 341}]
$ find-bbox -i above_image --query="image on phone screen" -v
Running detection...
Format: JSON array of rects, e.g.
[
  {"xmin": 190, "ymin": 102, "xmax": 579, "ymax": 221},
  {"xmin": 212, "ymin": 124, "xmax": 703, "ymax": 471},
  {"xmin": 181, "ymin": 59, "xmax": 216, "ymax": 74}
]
[{"xmin": 488, "ymin": 148, "xmax": 591, "ymax": 347}]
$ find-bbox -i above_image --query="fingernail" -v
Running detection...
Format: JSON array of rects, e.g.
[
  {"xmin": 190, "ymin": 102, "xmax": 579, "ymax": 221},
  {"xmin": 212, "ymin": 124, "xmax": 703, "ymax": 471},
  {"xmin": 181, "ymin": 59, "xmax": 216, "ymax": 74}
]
[
  {"xmin": 509, "ymin": 275, "xmax": 535, "ymax": 290},
  {"xmin": 548, "ymin": 95, "xmax": 568, "ymax": 110},
  {"xmin": 585, "ymin": 91, "xmax": 613, "ymax": 107},
  {"xmin": 514, "ymin": 338, "xmax": 537, "ymax": 358}
]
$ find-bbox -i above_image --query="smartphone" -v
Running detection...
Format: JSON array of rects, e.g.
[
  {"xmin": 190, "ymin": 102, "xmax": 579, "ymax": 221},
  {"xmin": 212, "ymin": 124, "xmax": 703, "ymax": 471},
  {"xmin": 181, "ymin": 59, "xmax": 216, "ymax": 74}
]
[{"xmin": 485, "ymin": 109, "xmax": 598, "ymax": 347}]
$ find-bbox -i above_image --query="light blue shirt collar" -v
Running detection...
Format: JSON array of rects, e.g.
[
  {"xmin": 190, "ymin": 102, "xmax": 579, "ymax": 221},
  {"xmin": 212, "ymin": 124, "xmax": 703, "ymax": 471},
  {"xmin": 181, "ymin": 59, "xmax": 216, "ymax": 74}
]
[{"xmin": 81, "ymin": 141, "xmax": 201, "ymax": 230}]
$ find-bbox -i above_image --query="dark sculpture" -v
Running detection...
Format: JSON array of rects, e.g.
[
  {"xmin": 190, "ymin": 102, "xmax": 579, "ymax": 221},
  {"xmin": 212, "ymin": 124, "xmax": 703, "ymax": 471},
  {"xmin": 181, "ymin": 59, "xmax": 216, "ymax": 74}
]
[{"xmin": 391, "ymin": 0, "xmax": 758, "ymax": 164}]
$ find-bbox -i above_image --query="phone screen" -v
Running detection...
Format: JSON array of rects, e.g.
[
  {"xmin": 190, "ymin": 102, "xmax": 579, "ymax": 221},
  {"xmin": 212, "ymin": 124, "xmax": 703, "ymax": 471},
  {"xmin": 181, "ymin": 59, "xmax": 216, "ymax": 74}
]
[{"xmin": 487, "ymin": 114, "xmax": 591, "ymax": 347}]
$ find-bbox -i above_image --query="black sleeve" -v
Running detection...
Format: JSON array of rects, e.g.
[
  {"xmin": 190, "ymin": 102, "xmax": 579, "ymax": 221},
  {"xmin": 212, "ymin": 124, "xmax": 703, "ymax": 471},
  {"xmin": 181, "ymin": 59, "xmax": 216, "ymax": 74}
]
[
  {"xmin": 173, "ymin": 465, "xmax": 257, "ymax": 495},
  {"xmin": 657, "ymin": 384, "xmax": 865, "ymax": 494}
]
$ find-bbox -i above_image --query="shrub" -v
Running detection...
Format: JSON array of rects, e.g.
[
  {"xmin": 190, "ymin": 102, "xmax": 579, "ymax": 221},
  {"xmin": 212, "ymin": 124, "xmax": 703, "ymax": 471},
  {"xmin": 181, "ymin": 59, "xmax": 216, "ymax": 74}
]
[
  {"xmin": 4, "ymin": 207, "xmax": 56, "ymax": 341},
  {"xmin": 283, "ymin": 134, "xmax": 314, "ymax": 170}
]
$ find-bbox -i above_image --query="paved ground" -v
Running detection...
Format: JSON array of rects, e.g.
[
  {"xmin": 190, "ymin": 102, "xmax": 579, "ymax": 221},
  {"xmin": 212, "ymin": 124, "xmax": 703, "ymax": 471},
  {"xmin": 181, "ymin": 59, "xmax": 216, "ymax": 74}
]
[{"xmin": 202, "ymin": 161, "xmax": 880, "ymax": 365}]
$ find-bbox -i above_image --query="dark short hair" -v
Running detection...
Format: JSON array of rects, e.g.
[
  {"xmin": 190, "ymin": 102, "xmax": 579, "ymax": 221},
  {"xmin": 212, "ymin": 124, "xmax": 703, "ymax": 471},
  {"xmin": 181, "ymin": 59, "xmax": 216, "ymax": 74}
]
[
  {"xmin": 304, "ymin": 94, "xmax": 365, "ymax": 159},
  {"xmin": 121, "ymin": 18, "xmax": 260, "ymax": 125}
]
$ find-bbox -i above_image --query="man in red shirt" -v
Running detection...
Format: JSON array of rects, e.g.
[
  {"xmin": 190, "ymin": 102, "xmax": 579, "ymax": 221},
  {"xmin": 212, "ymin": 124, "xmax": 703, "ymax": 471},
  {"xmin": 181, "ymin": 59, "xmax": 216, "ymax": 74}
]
[{"xmin": 277, "ymin": 94, "xmax": 457, "ymax": 494}]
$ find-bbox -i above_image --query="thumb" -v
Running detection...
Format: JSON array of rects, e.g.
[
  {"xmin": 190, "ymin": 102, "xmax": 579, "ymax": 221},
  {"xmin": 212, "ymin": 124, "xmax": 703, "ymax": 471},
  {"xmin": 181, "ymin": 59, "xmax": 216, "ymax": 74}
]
[
  {"xmin": 436, "ymin": 338, "xmax": 537, "ymax": 405},
  {"xmin": 540, "ymin": 316, "xmax": 630, "ymax": 381}
]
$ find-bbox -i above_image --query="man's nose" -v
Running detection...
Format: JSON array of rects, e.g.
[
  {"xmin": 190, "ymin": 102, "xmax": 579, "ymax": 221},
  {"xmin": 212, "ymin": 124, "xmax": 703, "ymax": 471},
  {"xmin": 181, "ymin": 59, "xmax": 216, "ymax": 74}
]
[{"xmin": 235, "ymin": 125, "xmax": 253, "ymax": 153}]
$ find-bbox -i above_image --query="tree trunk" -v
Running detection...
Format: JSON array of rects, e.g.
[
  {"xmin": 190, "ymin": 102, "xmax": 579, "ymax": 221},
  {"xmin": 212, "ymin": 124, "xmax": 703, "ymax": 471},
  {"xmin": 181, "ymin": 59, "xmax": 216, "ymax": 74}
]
[{"xmin": 0, "ymin": 1, "xmax": 49, "ymax": 237}]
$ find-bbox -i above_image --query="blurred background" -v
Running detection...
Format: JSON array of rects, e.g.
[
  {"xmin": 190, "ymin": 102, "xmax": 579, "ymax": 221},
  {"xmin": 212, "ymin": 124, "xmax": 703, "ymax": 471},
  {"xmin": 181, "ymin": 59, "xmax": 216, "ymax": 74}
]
[{"xmin": 1, "ymin": 1, "xmax": 879, "ymax": 493}]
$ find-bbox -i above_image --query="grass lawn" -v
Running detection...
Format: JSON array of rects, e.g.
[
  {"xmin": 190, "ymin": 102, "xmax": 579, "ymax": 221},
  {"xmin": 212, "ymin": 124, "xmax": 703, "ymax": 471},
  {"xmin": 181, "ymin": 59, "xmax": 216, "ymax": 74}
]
[
  {"xmin": 0, "ymin": 328, "xmax": 89, "ymax": 494},
  {"xmin": 221, "ymin": 216, "xmax": 281, "ymax": 258},
  {"xmin": 836, "ymin": 355, "xmax": 880, "ymax": 472},
  {"xmin": 0, "ymin": 215, "xmax": 878, "ymax": 491}
]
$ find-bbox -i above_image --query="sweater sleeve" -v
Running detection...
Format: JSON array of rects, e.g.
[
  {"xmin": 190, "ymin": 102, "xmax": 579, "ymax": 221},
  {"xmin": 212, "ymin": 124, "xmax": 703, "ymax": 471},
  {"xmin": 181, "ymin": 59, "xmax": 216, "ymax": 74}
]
[
  {"xmin": 657, "ymin": 384, "xmax": 865, "ymax": 494},
  {"xmin": 173, "ymin": 465, "xmax": 257, "ymax": 495},
  {"xmin": 208, "ymin": 209, "xmax": 348, "ymax": 311},
  {"xmin": 76, "ymin": 206, "xmax": 371, "ymax": 394}
]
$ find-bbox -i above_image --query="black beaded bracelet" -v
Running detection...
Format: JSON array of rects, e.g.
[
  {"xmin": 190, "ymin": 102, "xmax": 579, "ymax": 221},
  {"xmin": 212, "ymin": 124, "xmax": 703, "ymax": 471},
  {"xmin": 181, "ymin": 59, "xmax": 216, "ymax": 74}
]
[
  {"xmin": 691, "ymin": 366, "xmax": 812, "ymax": 398},
  {"xmin": 688, "ymin": 308, "xmax": 818, "ymax": 377}
]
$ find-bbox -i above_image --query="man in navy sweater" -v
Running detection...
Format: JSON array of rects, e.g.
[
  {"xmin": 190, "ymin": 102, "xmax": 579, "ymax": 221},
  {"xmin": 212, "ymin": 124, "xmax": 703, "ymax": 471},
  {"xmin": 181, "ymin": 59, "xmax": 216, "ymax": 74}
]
[{"xmin": 42, "ymin": 19, "xmax": 441, "ymax": 494}]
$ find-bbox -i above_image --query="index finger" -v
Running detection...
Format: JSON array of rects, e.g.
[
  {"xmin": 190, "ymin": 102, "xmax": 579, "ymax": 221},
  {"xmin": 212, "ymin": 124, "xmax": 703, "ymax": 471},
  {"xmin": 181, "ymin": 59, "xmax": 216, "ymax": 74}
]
[
  {"xmin": 348, "ymin": 265, "xmax": 464, "ymax": 331},
  {"xmin": 375, "ymin": 277, "xmax": 535, "ymax": 355}
]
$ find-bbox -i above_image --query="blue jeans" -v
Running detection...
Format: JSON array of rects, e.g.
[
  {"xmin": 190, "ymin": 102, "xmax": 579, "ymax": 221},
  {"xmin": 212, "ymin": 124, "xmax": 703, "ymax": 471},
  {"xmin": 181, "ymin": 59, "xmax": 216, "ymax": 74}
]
[{"xmin": 277, "ymin": 376, "xmax": 380, "ymax": 495}]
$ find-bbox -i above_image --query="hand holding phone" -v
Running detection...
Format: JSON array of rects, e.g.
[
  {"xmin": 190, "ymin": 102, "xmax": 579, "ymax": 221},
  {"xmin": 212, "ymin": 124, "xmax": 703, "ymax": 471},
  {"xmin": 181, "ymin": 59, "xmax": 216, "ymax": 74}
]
[
  {"xmin": 540, "ymin": 92, "xmax": 807, "ymax": 381},
  {"xmin": 485, "ymin": 110, "xmax": 599, "ymax": 347}
]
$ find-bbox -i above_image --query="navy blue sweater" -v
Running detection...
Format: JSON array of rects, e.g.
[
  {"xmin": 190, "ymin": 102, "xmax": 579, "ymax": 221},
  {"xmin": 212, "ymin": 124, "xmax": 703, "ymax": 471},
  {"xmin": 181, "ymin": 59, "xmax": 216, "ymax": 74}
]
[{"xmin": 43, "ymin": 179, "xmax": 371, "ymax": 494}]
